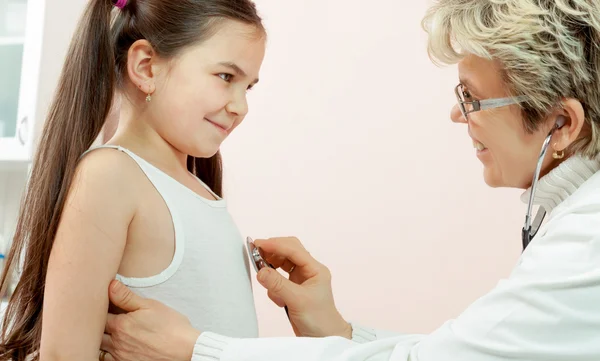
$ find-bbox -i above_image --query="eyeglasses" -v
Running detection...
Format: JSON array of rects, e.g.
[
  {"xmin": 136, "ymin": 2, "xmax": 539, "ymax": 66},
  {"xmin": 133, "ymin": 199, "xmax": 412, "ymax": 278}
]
[{"xmin": 454, "ymin": 83, "xmax": 527, "ymax": 119}]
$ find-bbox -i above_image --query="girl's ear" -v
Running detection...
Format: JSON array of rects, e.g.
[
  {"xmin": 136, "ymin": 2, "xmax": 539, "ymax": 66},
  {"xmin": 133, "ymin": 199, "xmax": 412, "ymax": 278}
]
[{"xmin": 126, "ymin": 39, "xmax": 158, "ymax": 95}]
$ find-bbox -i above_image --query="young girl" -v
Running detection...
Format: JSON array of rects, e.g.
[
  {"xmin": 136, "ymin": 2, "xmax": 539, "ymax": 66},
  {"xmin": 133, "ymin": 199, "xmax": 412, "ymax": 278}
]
[{"xmin": 0, "ymin": 0, "xmax": 266, "ymax": 360}]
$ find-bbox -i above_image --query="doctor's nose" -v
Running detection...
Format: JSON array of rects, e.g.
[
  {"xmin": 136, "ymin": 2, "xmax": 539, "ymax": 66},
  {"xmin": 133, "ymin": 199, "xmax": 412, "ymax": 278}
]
[{"xmin": 450, "ymin": 104, "xmax": 467, "ymax": 124}]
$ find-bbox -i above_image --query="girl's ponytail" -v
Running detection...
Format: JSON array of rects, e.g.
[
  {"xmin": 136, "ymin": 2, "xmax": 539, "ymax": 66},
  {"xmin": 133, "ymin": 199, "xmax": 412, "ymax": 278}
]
[{"xmin": 0, "ymin": 1, "xmax": 117, "ymax": 359}]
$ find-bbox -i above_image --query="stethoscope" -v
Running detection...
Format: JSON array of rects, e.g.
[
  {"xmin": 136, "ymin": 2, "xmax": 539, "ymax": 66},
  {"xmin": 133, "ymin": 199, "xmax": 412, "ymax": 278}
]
[
  {"xmin": 246, "ymin": 237, "xmax": 291, "ymax": 319},
  {"xmin": 522, "ymin": 116, "xmax": 566, "ymax": 250}
]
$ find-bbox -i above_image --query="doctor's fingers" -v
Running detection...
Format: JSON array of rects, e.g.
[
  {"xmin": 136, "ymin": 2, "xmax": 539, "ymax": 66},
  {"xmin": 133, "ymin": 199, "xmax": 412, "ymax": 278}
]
[
  {"xmin": 254, "ymin": 237, "xmax": 321, "ymax": 277},
  {"xmin": 267, "ymin": 290, "xmax": 286, "ymax": 308},
  {"xmin": 264, "ymin": 253, "xmax": 297, "ymax": 274},
  {"xmin": 263, "ymin": 252, "xmax": 285, "ymax": 268},
  {"xmin": 103, "ymin": 352, "xmax": 116, "ymax": 361},
  {"xmin": 101, "ymin": 334, "xmax": 114, "ymax": 354}
]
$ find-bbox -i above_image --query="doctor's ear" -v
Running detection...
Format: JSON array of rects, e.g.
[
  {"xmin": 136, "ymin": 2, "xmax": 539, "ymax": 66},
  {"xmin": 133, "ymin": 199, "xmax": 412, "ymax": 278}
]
[{"xmin": 549, "ymin": 99, "xmax": 586, "ymax": 155}]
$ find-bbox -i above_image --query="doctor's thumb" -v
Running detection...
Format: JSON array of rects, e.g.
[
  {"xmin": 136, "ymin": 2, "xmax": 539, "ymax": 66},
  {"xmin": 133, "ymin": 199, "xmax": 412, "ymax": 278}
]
[
  {"xmin": 257, "ymin": 268, "xmax": 299, "ymax": 303},
  {"xmin": 109, "ymin": 279, "xmax": 146, "ymax": 312}
]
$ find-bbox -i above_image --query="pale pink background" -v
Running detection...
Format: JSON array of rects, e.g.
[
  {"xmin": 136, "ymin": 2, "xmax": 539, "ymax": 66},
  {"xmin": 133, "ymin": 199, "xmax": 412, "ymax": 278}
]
[{"xmin": 221, "ymin": 0, "xmax": 526, "ymax": 337}]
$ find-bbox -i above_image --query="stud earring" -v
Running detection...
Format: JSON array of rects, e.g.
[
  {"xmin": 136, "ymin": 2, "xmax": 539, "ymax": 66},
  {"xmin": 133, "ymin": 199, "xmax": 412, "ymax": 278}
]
[{"xmin": 552, "ymin": 143, "xmax": 565, "ymax": 159}]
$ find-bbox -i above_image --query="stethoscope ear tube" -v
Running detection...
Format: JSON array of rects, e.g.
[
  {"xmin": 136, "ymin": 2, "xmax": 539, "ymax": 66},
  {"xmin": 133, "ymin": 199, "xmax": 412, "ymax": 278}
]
[{"xmin": 522, "ymin": 123, "xmax": 559, "ymax": 250}]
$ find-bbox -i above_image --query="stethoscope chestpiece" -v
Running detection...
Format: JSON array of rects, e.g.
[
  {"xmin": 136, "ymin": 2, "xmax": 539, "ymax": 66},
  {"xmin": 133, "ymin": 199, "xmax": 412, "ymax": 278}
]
[
  {"xmin": 245, "ymin": 236, "xmax": 291, "ymax": 320},
  {"xmin": 246, "ymin": 237, "xmax": 268, "ymax": 273}
]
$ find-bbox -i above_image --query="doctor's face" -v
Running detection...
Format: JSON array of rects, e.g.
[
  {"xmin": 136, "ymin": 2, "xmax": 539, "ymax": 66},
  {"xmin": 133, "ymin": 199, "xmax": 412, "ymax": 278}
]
[{"xmin": 449, "ymin": 55, "xmax": 557, "ymax": 189}]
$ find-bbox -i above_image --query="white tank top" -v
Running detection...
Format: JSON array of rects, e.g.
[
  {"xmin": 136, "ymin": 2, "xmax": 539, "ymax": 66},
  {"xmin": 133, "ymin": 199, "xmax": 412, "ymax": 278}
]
[{"xmin": 87, "ymin": 145, "xmax": 258, "ymax": 338}]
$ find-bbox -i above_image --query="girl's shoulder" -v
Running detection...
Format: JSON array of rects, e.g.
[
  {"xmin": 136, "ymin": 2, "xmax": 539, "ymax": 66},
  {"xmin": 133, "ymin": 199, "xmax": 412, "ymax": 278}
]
[{"xmin": 71, "ymin": 147, "xmax": 144, "ymax": 210}]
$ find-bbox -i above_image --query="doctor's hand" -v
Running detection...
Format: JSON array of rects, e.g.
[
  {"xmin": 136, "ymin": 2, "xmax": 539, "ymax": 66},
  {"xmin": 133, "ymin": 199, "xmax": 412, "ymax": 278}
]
[
  {"xmin": 254, "ymin": 237, "xmax": 352, "ymax": 339},
  {"xmin": 101, "ymin": 280, "xmax": 201, "ymax": 361}
]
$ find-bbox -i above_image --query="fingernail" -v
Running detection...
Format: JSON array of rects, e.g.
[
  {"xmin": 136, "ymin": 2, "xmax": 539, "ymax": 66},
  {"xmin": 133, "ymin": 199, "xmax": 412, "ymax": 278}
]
[
  {"xmin": 110, "ymin": 280, "xmax": 120, "ymax": 294},
  {"xmin": 257, "ymin": 268, "xmax": 270, "ymax": 284}
]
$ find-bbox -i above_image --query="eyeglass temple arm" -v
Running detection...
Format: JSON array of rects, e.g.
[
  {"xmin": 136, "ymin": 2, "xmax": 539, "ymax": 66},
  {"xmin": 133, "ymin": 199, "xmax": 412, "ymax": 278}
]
[{"xmin": 478, "ymin": 96, "xmax": 528, "ymax": 111}]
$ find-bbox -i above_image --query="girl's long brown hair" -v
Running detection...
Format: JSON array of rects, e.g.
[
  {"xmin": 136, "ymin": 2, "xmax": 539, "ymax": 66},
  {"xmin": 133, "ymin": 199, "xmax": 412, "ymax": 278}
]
[{"xmin": 0, "ymin": 1, "xmax": 263, "ymax": 359}]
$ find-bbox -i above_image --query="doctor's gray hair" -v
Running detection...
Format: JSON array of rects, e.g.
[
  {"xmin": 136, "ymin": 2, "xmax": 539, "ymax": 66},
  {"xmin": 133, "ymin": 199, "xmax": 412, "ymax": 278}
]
[{"xmin": 422, "ymin": 0, "xmax": 600, "ymax": 157}]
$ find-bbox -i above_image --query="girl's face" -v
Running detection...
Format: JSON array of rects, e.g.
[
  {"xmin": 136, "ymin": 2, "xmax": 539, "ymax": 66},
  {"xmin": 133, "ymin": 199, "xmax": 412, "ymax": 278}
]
[{"xmin": 135, "ymin": 20, "xmax": 266, "ymax": 159}]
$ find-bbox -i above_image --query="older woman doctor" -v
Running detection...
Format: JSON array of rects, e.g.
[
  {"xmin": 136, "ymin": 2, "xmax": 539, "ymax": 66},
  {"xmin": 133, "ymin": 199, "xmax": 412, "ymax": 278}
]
[{"xmin": 100, "ymin": 1, "xmax": 600, "ymax": 360}]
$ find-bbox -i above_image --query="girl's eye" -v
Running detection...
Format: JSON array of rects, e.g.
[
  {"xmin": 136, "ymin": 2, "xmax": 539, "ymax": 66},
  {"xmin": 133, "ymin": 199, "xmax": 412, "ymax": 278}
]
[{"xmin": 218, "ymin": 73, "xmax": 233, "ymax": 82}]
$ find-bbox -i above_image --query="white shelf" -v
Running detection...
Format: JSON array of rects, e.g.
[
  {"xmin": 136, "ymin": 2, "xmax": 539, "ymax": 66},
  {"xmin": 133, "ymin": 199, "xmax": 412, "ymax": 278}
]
[{"xmin": 0, "ymin": 37, "xmax": 25, "ymax": 46}]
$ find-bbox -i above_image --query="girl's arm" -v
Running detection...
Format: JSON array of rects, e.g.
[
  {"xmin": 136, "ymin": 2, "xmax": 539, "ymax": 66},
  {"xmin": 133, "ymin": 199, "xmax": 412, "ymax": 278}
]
[{"xmin": 40, "ymin": 150, "xmax": 139, "ymax": 361}]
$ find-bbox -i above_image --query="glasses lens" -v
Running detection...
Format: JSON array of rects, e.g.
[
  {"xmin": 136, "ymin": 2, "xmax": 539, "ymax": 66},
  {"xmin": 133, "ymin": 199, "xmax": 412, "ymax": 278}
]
[
  {"xmin": 455, "ymin": 85, "xmax": 466, "ymax": 117},
  {"xmin": 455, "ymin": 84, "xmax": 475, "ymax": 117}
]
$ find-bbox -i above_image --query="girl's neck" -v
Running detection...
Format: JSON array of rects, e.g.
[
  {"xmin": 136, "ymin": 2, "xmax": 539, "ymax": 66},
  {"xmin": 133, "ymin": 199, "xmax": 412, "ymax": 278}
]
[{"xmin": 107, "ymin": 102, "xmax": 189, "ymax": 175}]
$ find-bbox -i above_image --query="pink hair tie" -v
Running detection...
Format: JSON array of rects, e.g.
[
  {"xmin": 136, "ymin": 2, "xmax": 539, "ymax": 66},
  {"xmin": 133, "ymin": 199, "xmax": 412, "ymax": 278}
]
[{"xmin": 114, "ymin": 0, "xmax": 127, "ymax": 9}]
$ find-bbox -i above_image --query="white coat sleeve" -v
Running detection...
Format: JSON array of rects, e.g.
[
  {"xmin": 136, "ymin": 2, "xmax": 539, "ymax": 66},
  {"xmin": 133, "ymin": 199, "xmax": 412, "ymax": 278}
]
[{"xmin": 190, "ymin": 211, "xmax": 600, "ymax": 361}]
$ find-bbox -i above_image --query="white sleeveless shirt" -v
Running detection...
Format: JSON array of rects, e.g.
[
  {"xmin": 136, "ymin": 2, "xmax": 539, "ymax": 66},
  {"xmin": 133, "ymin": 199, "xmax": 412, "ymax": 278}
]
[{"xmin": 88, "ymin": 145, "xmax": 258, "ymax": 338}]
